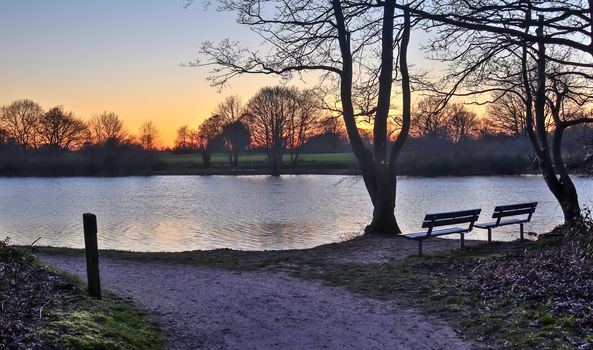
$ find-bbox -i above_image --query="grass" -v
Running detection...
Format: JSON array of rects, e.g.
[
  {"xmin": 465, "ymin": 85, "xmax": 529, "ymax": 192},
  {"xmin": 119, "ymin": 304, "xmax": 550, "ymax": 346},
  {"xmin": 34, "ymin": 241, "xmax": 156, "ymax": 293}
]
[
  {"xmin": 2, "ymin": 242, "xmax": 163, "ymax": 350},
  {"xmin": 156, "ymin": 151, "xmax": 356, "ymax": 171},
  {"xmin": 289, "ymin": 240, "xmax": 590, "ymax": 349},
  {"xmin": 36, "ymin": 245, "xmax": 327, "ymax": 272},
  {"xmin": 41, "ymin": 293, "xmax": 162, "ymax": 350}
]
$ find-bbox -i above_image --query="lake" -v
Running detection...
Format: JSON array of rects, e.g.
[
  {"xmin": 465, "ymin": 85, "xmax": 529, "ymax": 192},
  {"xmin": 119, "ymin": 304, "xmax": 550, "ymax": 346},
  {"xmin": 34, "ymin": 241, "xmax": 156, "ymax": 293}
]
[{"xmin": 1, "ymin": 175, "xmax": 592, "ymax": 252}]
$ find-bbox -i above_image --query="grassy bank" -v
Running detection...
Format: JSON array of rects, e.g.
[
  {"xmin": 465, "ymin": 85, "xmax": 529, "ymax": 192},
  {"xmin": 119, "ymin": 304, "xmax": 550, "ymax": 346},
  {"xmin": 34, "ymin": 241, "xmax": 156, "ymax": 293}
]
[
  {"xmin": 154, "ymin": 151, "xmax": 549, "ymax": 176},
  {"xmin": 1, "ymin": 239, "xmax": 162, "ymax": 350},
  {"xmin": 36, "ymin": 236, "xmax": 593, "ymax": 349},
  {"xmin": 154, "ymin": 151, "xmax": 358, "ymax": 175},
  {"xmin": 297, "ymin": 240, "xmax": 593, "ymax": 349}
]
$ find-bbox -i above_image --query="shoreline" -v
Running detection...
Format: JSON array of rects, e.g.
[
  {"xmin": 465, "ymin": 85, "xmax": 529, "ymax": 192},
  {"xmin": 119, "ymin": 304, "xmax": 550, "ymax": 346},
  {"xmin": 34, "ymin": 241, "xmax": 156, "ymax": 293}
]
[
  {"xmin": 0, "ymin": 169, "xmax": 568, "ymax": 178},
  {"xmin": 33, "ymin": 234, "xmax": 484, "ymax": 265}
]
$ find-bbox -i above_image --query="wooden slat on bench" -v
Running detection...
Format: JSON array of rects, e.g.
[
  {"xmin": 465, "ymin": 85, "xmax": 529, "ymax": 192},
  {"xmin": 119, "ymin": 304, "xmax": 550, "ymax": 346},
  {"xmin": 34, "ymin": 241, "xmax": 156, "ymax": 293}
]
[
  {"xmin": 424, "ymin": 209, "xmax": 481, "ymax": 220},
  {"xmin": 493, "ymin": 202, "xmax": 537, "ymax": 219},
  {"xmin": 422, "ymin": 209, "xmax": 481, "ymax": 228},
  {"xmin": 493, "ymin": 207, "xmax": 534, "ymax": 218},
  {"xmin": 494, "ymin": 202, "xmax": 537, "ymax": 211},
  {"xmin": 404, "ymin": 227, "xmax": 467, "ymax": 239}
]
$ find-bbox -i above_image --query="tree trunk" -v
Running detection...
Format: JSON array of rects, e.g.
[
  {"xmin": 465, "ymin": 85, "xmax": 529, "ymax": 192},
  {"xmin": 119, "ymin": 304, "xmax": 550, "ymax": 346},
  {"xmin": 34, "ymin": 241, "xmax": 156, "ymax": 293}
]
[
  {"xmin": 552, "ymin": 126, "xmax": 582, "ymax": 223},
  {"xmin": 201, "ymin": 152, "xmax": 211, "ymax": 168},
  {"xmin": 233, "ymin": 152, "xmax": 238, "ymax": 167},
  {"xmin": 268, "ymin": 150, "xmax": 281, "ymax": 176},
  {"xmin": 292, "ymin": 149, "xmax": 300, "ymax": 166},
  {"xmin": 529, "ymin": 16, "xmax": 582, "ymax": 226},
  {"xmin": 364, "ymin": 169, "xmax": 400, "ymax": 234},
  {"xmin": 330, "ymin": 1, "xmax": 410, "ymax": 235}
]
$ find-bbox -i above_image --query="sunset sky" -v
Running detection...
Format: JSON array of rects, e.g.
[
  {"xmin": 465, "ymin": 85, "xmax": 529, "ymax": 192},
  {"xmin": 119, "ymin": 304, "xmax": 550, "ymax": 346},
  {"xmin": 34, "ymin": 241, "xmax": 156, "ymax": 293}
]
[{"xmin": 0, "ymin": 0, "xmax": 434, "ymax": 147}]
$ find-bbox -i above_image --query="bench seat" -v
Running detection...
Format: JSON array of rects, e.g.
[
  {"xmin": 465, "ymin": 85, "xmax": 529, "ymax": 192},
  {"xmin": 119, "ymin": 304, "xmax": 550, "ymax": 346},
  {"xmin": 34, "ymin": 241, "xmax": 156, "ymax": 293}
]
[
  {"xmin": 402, "ymin": 227, "xmax": 467, "ymax": 240},
  {"xmin": 475, "ymin": 218, "xmax": 527, "ymax": 229}
]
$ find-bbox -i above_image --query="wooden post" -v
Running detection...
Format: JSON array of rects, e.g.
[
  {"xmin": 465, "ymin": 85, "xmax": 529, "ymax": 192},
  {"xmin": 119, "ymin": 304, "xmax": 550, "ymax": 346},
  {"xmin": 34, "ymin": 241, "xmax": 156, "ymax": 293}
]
[
  {"xmin": 520, "ymin": 223, "xmax": 524, "ymax": 241},
  {"xmin": 460, "ymin": 233, "xmax": 465, "ymax": 248},
  {"xmin": 418, "ymin": 240, "xmax": 423, "ymax": 257},
  {"xmin": 488, "ymin": 228, "xmax": 492, "ymax": 243},
  {"xmin": 83, "ymin": 213, "xmax": 101, "ymax": 299}
]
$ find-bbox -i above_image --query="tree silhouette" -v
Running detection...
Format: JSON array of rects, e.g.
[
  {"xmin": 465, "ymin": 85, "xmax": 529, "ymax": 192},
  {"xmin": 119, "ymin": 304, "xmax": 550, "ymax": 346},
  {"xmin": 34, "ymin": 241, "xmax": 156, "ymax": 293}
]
[
  {"xmin": 196, "ymin": 115, "xmax": 224, "ymax": 167},
  {"xmin": 139, "ymin": 121, "xmax": 160, "ymax": 151},
  {"xmin": 287, "ymin": 89, "xmax": 322, "ymax": 165},
  {"xmin": 423, "ymin": 1, "xmax": 593, "ymax": 225},
  {"xmin": 192, "ymin": 0, "xmax": 413, "ymax": 233},
  {"xmin": 244, "ymin": 86, "xmax": 297, "ymax": 176},
  {"xmin": 0, "ymin": 99, "xmax": 43, "ymax": 149},
  {"xmin": 175, "ymin": 125, "xmax": 192, "ymax": 152},
  {"xmin": 37, "ymin": 106, "xmax": 88, "ymax": 150},
  {"xmin": 221, "ymin": 120, "xmax": 250, "ymax": 167},
  {"xmin": 216, "ymin": 95, "xmax": 248, "ymax": 166},
  {"xmin": 88, "ymin": 112, "xmax": 128, "ymax": 145}
]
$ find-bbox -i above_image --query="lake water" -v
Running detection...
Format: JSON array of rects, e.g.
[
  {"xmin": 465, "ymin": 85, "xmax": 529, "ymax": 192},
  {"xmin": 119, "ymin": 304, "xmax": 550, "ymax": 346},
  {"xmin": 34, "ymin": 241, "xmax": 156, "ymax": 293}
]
[{"xmin": 1, "ymin": 175, "xmax": 592, "ymax": 252}]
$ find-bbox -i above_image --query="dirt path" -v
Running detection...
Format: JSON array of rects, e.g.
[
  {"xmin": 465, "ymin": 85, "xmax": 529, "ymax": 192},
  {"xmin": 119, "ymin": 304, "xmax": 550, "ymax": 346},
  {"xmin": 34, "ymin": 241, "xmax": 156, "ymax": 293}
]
[{"xmin": 40, "ymin": 254, "xmax": 475, "ymax": 350}]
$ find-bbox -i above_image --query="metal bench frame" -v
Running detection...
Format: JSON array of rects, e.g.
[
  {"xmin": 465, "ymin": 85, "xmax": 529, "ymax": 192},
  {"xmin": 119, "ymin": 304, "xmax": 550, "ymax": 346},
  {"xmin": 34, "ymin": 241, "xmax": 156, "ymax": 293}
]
[
  {"xmin": 475, "ymin": 202, "xmax": 537, "ymax": 242},
  {"xmin": 401, "ymin": 209, "xmax": 481, "ymax": 256}
]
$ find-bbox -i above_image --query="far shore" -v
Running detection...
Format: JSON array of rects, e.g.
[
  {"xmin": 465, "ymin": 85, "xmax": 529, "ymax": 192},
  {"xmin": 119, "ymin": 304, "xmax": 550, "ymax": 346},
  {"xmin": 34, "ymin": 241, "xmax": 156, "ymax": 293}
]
[{"xmin": 0, "ymin": 168, "xmax": 567, "ymax": 178}]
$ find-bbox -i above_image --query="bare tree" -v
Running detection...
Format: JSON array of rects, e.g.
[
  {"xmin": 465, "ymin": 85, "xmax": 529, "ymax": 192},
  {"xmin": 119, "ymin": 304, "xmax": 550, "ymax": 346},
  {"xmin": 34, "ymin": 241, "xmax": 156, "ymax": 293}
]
[
  {"xmin": 421, "ymin": 1, "xmax": 593, "ymax": 225},
  {"xmin": 447, "ymin": 103, "xmax": 477, "ymax": 143},
  {"xmin": 487, "ymin": 93, "xmax": 528, "ymax": 137},
  {"xmin": 88, "ymin": 112, "xmax": 128, "ymax": 144},
  {"xmin": 195, "ymin": 115, "xmax": 224, "ymax": 167},
  {"xmin": 221, "ymin": 120, "xmax": 250, "ymax": 167},
  {"xmin": 37, "ymin": 106, "xmax": 88, "ymax": 150},
  {"xmin": 244, "ymin": 86, "xmax": 297, "ymax": 176},
  {"xmin": 215, "ymin": 95, "xmax": 250, "ymax": 166},
  {"xmin": 138, "ymin": 120, "xmax": 160, "ymax": 151},
  {"xmin": 414, "ymin": 0, "xmax": 593, "ymax": 57},
  {"xmin": 411, "ymin": 97, "xmax": 450, "ymax": 138},
  {"xmin": 0, "ymin": 99, "xmax": 43, "ymax": 148},
  {"xmin": 215, "ymin": 95, "xmax": 243, "ymax": 123},
  {"xmin": 288, "ymin": 89, "xmax": 322, "ymax": 165},
  {"xmin": 175, "ymin": 125, "xmax": 192, "ymax": 151},
  {"xmin": 192, "ymin": 0, "xmax": 414, "ymax": 234}
]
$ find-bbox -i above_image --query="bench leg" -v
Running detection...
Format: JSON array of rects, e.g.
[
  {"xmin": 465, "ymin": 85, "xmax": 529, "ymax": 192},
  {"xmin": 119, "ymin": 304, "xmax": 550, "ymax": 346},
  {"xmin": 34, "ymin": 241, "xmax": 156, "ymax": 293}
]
[
  {"xmin": 488, "ymin": 228, "xmax": 492, "ymax": 243},
  {"xmin": 418, "ymin": 240, "xmax": 423, "ymax": 257},
  {"xmin": 460, "ymin": 233, "xmax": 465, "ymax": 248},
  {"xmin": 520, "ymin": 223, "xmax": 524, "ymax": 241}
]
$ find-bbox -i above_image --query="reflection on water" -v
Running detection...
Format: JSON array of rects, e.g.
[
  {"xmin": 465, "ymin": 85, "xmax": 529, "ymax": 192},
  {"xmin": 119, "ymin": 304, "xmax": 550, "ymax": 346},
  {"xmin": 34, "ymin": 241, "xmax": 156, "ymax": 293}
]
[{"xmin": 1, "ymin": 175, "xmax": 592, "ymax": 252}]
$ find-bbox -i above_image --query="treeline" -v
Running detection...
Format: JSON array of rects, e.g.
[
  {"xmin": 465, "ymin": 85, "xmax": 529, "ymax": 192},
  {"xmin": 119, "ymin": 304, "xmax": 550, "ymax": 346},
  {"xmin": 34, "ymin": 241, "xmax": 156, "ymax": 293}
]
[
  {"xmin": 173, "ymin": 87, "xmax": 593, "ymax": 176},
  {"xmin": 0, "ymin": 99, "xmax": 160, "ymax": 176},
  {"xmin": 396, "ymin": 96, "xmax": 592, "ymax": 176},
  {"xmin": 2, "ymin": 92, "xmax": 591, "ymax": 177}
]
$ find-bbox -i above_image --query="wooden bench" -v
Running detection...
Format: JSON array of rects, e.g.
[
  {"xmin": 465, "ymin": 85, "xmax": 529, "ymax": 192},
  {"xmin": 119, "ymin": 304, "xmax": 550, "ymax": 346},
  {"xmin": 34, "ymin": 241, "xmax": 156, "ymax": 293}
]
[
  {"xmin": 401, "ymin": 209, "xmax": 481, "ymax": 256},
  {"xmin": 475, "ymin": 202, "xmax": 537, "ymax": 242}
]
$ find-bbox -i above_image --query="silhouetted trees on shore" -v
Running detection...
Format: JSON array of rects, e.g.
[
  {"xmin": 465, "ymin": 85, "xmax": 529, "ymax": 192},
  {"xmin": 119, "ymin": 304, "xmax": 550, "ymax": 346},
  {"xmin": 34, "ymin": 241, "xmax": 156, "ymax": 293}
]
[
  {"xmin": 2, "ymin": 91, "xmax": 592, "ymax": 178},
  {"xmin": 189, "ymin": 0, "xmax": 593, "ymax": 231},
  {"xmin": 0, "ymin": 100, "xmax": 159, "ymax": 176}
]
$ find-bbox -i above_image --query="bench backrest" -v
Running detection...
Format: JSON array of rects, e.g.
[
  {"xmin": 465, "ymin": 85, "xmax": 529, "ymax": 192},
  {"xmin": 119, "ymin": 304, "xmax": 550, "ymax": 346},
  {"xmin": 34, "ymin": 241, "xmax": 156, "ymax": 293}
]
[
  {"xmin": 492, "ymin": 202, "xmax": 537, "ymax": 225},
  {"xmin": 422, "ymin": 209, "xmax": 481, "ymax": 236}
]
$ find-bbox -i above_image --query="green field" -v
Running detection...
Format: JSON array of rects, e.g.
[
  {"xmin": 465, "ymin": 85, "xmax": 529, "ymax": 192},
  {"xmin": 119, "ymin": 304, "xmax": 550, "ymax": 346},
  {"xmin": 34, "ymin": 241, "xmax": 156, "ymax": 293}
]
[{"xmin": 156, "ymin": 152, "xmax": 357, "ymax": 174}]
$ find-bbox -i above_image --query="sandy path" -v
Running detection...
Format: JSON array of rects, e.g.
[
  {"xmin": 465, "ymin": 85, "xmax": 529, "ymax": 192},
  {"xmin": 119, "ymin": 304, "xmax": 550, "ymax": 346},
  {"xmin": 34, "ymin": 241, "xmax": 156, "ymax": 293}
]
[{"xmin": 40, "ymin": 255, "xmax": 475, "ymax": 350}]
